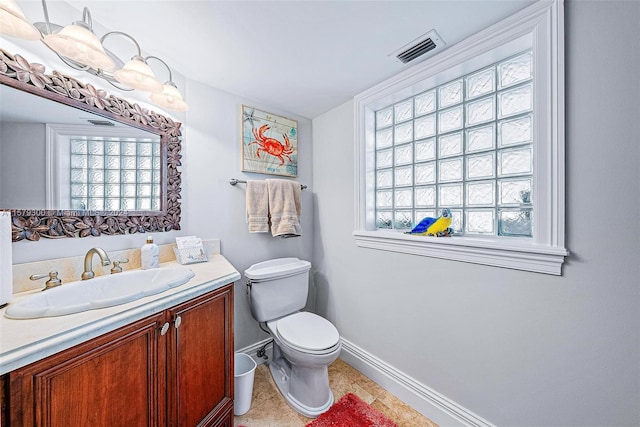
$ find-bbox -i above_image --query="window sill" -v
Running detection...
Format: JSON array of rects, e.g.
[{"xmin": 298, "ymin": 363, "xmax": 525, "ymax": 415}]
[{"xmin": 353, "ymin": 230, "xmax": 568, "ymax": 275}]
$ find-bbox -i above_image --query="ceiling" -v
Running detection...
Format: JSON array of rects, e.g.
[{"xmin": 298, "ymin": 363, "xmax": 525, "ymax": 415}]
[{"xmin": 27, "ymin": 0, "xmax": 534, "ymax": 119}]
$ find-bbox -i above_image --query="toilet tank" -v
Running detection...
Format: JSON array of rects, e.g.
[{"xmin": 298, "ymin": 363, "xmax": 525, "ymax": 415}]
[{"xmin": 245, "ymin": 258, "xmax": 311, "ymax": 322}]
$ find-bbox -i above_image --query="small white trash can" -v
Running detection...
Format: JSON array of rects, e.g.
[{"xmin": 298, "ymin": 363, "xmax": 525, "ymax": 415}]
[{"xmin": 234, "ymin": 353, "xmax": 257, "ymax": 416}]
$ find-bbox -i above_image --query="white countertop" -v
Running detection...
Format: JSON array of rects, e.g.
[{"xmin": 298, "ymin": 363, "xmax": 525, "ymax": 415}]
[{"xmin": 0, "ymin": 255, "xmax": 241, "ymax": 375}]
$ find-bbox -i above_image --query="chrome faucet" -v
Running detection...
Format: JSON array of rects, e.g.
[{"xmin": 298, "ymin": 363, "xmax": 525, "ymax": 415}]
[{"xmin": 81, "ymin": 247, "xmax": 111, "ymax": 280}]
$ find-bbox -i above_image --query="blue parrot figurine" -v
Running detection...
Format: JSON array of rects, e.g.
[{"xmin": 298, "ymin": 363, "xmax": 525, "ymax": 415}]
[{"xmin": 406, "ymin": 208, "xmax": 453, "ymax": 236}]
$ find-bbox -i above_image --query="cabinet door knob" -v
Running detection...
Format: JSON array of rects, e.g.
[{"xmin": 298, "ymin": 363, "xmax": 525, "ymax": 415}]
[
  {"xmin": 174, "ymin": 315, "xmax": 182, "ymax": 329},
  {"xmin": 160, "ymin": 322, "xmax": 170, "ymax": 336}
]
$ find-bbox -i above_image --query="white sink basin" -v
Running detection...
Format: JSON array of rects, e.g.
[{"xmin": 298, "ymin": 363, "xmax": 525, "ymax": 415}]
[{"xmin": 4, "ymin": 267, "xmax": 195, "ymax": 319}]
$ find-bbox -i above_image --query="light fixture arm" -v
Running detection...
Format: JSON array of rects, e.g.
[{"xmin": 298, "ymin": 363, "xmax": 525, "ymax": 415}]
[
  {"xmin": 100, "ymin": 30, "xmax": 143, "ymax": 60},
  {"xmin": 145, "ymin": 55, "xmax": 173, "ymax": 84},
  {"xmin": 40, "ymin": 0, "xmax": 93, "ymax": 35},
  {"xmin": 81, "ymin": 7, "xmax": 92, "ymax": 29},
  {"xmin": 40, "ymin": 0, "xmax": 52, "ymax": 35}
]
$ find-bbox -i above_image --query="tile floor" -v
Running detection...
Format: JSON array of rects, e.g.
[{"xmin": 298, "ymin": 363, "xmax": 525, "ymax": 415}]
[{"xmin": 234, "ymin": 358, "xmax": 438, "ymax": 427}]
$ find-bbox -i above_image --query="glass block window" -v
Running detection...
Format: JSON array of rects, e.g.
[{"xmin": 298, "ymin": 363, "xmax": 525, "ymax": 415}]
[
  {"xmin": 374, "ymin": 51, "xmax": 533, "ymax": 237},
  {"xmin": 69, "ymin": 135, "xmax": 161, "ymax": 211},
  {"xmin": 356, "ymin": 2, "xmax": 566, "ymax": 274}
]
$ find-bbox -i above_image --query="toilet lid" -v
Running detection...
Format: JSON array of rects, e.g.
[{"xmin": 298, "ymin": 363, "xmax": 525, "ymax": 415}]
[{"xmin": 276, "ymin": 312, "xmax": 339, "ymax": 352}]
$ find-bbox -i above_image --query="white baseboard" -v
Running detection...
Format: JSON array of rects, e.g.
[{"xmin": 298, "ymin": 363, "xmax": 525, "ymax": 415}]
[{"xmin": 340, "ymin": 338, "xmax": 495, "ymax": 427}]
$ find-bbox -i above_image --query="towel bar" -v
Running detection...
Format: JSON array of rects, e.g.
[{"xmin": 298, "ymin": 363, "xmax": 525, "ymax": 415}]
[{"xmin": 229, "ymin": 178, "xmax": 307, "ymax": 190}]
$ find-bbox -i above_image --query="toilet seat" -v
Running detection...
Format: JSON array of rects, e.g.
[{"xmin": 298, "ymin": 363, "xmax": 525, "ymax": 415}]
[{"xmin": 273, "ymin": 312, "xmax": 340, "ymax": 354}]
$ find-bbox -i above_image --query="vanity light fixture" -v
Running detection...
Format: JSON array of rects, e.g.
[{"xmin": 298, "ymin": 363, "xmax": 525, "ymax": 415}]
[{"xmin": 0, "ymin": 0, "xmax": 189, "ymax": 112}]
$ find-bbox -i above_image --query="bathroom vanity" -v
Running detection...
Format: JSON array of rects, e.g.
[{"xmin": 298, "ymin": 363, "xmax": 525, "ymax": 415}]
[{"xmin": 0, "ymin": 255, "xmax": 240, "ymax": 427}]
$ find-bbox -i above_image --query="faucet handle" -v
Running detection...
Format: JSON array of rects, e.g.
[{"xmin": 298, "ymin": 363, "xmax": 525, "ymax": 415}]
[
  {"xmin": 110, "ymin": 258, "xmax": 130, "ymax": 274},
  {"xmin": 30, "ymin": 271, "xmax": 62, "ymax": 291}
]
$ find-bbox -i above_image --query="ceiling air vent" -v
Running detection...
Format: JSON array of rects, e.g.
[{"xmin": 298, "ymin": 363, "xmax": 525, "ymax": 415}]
[
  {"xmin": 391, "ymin": 30, "xmax": 445, "ymax": 64},
  {"xmin": 87, "ymin": 119, "xmax": 115, "ymax": 126}
]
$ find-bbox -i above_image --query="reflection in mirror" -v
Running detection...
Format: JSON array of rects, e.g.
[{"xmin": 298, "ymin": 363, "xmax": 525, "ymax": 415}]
[
  {"xmin": 0, "ymin": 48, "xmax": 182, "ymax": 241},
  {"xmin": 1, "ymin": 84, "xmax": 161, "ymax": 211},
  {"xmin": 49, "ymin": 126, "xmax": 161, "ymax": 211}
]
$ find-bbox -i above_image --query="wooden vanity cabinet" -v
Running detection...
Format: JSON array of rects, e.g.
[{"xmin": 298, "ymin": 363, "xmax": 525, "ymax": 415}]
[
  {"xmin": 167, "ymin": 285, "xmax": 234, "ymax": 427},
  {"xmin": 4, "ymin": 283, "xmax": 234, "ymax": 427}
]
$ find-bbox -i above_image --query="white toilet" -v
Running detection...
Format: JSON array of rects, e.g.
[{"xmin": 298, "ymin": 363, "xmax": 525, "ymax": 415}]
[{"xmin": 245, "ymin": 257, "xmax": 341, "ymax": 418}]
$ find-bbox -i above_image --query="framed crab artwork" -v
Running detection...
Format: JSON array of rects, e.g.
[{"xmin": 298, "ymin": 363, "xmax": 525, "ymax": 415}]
[{"xmin": 241, "ymin": 105, "xmax": 298, "ymax": 177}]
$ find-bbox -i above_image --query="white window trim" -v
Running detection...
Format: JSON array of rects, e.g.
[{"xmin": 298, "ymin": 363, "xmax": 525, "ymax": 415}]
[
  {"xmin": 45, "ymin": 124, "xmax": 159, "ymax": 210},
  {"xmin": 353, "ymin": 0, "xmax": 567, "ymax": 275}
]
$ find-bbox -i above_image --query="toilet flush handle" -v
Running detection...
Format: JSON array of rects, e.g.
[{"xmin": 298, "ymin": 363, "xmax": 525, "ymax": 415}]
[{"xmin": 246, "ymin": 279, "xmax": 253, "ymax": 296}]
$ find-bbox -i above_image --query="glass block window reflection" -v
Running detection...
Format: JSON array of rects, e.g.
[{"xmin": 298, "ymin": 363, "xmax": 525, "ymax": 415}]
[
  {"xmin": 374, "ymin": 50, "xmax": 533, "ymax": 237},
  {"xmin": 69, "ymin": 135, "xmax": 161, "ymax": 211}
]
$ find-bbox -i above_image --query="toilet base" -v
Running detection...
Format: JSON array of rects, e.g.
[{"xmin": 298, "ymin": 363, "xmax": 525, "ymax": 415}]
[{"xmin": 267, "ymin": 342, "xmax": 336, "ymax": 418}]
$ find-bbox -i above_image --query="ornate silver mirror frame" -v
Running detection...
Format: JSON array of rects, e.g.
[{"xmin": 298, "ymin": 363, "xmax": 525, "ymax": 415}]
[{"xmin": 0, "ymin": 48, "xmax": 182, "ymax": 242}]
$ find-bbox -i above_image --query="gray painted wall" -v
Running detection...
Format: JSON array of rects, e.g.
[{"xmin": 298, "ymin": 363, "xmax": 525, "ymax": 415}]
[
  {"xmin": 0, "ymin": 122, "xmax": 46, "ymax": 208},
  {"xmin": 180, "ymin": 79, "xmax": 315, "ymax": 350},
  {"xmin": 311, "ymin": 1, "xmax": 639, "ymax": 426}
]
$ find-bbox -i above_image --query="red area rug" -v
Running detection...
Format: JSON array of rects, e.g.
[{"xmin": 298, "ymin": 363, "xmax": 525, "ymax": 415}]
[{"xmin": 305, "ymin": 393, "xmax": 398, "ymax": 427}]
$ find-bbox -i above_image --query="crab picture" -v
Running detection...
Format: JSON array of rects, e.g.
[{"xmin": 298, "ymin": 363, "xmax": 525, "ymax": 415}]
[
  {"xmin": 249, "ymin": 124, "xmax": 294, "ymax": 166},
  {"xmin": 241, "ymin": 105, "xmax": 298, "ymax": 177}
]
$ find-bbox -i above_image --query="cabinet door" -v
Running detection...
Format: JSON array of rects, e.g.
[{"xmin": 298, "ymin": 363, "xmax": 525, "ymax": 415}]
[
  {"xmin": 166, "ymin": 284, "xmax": 233, "ymax": 427},
  {"xmin": 9, "ymin": 313, "xmax": 165, "ymax": 427}
]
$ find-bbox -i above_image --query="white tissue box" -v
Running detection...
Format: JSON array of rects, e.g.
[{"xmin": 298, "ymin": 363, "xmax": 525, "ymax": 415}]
[{"xmin": 173, "ymin": 246, "xmax": 208, "ymax": 265}]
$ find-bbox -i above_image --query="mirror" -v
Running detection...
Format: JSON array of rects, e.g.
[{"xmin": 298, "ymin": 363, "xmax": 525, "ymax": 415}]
[
  {"xmin": 0, "ymin": 48, "xmax": 182, "ymax": 242},
  {"xmin": 1, "ymin": 84, "xmax": 163, "ymax": 211}
]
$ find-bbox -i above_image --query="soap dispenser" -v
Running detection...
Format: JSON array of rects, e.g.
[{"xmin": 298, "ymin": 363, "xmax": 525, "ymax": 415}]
[{"xmin": 141, "ymin": 235, "xmax": 159, "ymax": 269}]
